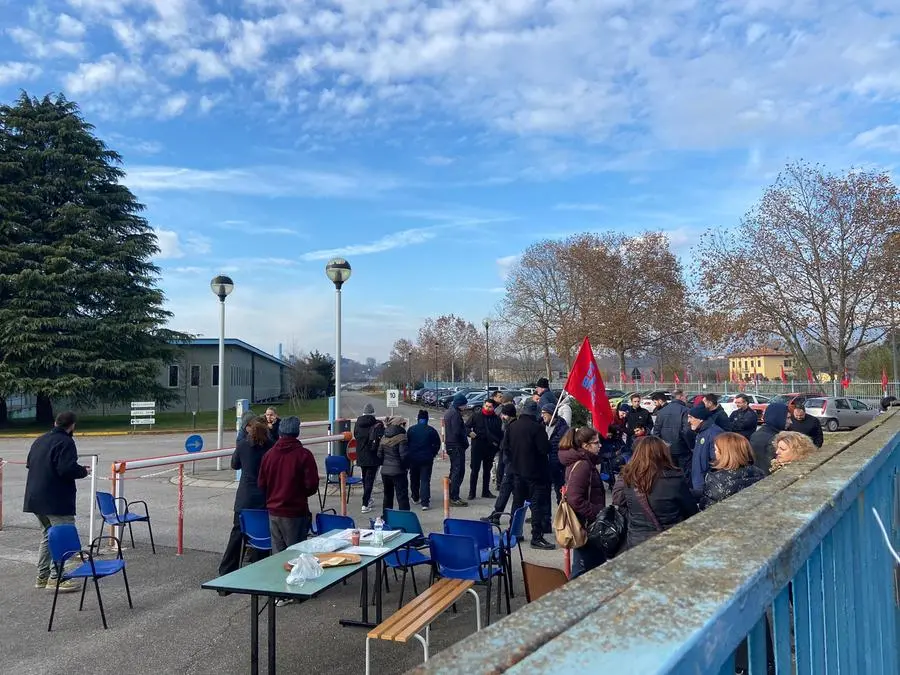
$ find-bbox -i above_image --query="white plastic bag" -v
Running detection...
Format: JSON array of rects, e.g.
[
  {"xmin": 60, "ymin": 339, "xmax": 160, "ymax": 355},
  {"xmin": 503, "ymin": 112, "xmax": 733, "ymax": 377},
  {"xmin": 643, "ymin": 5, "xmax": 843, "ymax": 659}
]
[
  {"xmin": 287, "ymin": 537, "xmax": 347, "ymax": 554},
  {"xmin": 285, "ymin": 554, "xmax": 324, "ymax": 587}
]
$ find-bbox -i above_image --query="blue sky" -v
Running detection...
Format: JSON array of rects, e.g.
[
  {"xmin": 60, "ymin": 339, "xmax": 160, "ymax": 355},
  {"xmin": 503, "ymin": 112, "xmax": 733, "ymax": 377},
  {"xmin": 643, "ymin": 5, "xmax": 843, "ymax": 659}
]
[{"xmin": 1, "ymin": 0, "xmax": 899, "ymax": 362}]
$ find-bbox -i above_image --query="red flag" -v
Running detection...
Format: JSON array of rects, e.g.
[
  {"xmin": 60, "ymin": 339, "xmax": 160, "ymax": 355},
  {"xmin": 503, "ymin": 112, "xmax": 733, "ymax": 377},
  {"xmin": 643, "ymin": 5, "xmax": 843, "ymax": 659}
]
[
  {"xmin": 780, "ymin": 366, "xmax": 787, "ymax": 384},
  {"xmin": 620, "ymin": 369, "xmax": 628, "ymax": 384},
  {"xmin": 715, "ymin": 370, "xmax": 721, "ymax": 384},
  {"xmin": 882, "ymin": 367, "xmax": 889, "ymax": 392},
  {"xmin": 841, "ymin": 368, "xmax": 850, "ymax": 389},
  {"xmin": 565, "ymin": 338, "xmax": 613, "ymax": 433},
  {"xmin": 673, "ymin": 371, "xmax": 681, "ymax": 385},
  {"xmin": 806, "ymin": 367, "xmax": 814, "ymax": 384}
]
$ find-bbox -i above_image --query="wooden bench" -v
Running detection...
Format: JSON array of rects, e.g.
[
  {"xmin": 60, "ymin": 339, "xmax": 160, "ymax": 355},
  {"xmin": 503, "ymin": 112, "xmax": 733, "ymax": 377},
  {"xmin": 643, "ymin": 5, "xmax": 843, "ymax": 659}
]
[{"xmin": 365, "ymin": 578, "xmax": 478, "ymax": 674}]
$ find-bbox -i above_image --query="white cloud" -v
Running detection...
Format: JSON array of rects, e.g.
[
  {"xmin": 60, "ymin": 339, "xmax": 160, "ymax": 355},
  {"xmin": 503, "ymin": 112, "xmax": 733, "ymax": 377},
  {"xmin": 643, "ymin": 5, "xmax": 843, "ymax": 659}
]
[
  {"xmin": 198, "ymin": 95, "xmax": 218, "ymax": 114},
  {"xmin": 154, "ymin": 228, "xmax": 183, "ymax": 259},
  {"xmin": 496, "ymin": 254, "xmax": 520, "ymax": 279},
  {"xmin": 852, "ymin": 125, "xmax": 900, "ymax": 153},
  {"xmin": 160, "ymin": 93, "xmax": 189, "ymax": 119},
  {"xmin": 0, "ymin": 62, "xmax": 41, "ymax": 86},
  {"xmin": 8, "ymin": 27, "xmax": 82, "ymax": 59},
  {"xmin": 125, "ymin": 164, "xmax": 402, "ymax": 198},
  {"xmin": 420, "ymin": 155, "xmax": 456, "ymax": 166},
  {"xmin": 300, "ymin": 227, "xmax": 441, "ymax": 260},
  {"xmin": 63, "ymin": 55, "xmax": 146, "ymax": 95},
  {"xmin": 56, "ymin": 13, "xmax": 86, "ymax": 39}
]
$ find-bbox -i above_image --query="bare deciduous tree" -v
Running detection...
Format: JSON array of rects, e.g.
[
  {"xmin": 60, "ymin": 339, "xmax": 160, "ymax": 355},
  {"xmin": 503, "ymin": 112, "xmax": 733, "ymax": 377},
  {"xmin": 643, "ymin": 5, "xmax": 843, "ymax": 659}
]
[{"xmin": 696, "ymin": 162, "xmax": 900, "ymax": 379}]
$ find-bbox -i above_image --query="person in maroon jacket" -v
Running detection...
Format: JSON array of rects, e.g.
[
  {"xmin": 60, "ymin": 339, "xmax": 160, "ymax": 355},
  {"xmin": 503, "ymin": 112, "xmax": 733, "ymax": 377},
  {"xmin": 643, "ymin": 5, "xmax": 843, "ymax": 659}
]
[
  {"xmin": 558, "ymin": 425, "xmax": 607, "ymax": 578},
  {"xmin": 258, "ymin": 416, "xmax": 320, "ymax": 554}
]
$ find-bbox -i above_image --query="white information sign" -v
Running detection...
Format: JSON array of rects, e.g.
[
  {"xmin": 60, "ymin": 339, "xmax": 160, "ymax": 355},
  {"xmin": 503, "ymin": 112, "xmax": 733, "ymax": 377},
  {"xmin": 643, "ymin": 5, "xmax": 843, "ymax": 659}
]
[
  {"xmin": 130, "ymin": 401, "xmax": 156, "ymax": 429},
  {"xmin": 386, "ymin": 389, "xmax": 400, "ymax": 409},
  {"xmin": 130, "ymin": 418, "xmax": 155, "ymax": 425}
]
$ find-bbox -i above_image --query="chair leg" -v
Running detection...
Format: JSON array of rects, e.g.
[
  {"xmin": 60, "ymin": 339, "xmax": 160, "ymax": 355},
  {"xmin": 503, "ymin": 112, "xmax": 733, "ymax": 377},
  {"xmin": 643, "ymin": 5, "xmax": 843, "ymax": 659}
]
[
  {"xmin": 504, "ymin": 570, "xmax": 511, "ymax": 615},
  {"xmin": 506, "ymin": 549, "xmax": 515, "ymax": 598},
  {"xmin": 47, "ymin": 576, "xmax": 62, "ymax": 632},
  {"xmin": 384, "ymin": 566, "xmax": 391, "ymax": 593},
  {"xmin": 496, "ymin": 568, "xmax": 502, "ymax": 614},
  {"xmin": 146, "ymin": 520, "xmax": 156, "ymax": 554},
  {"xmin": 128, "ymin": 522, "xmax": 136, "ymax": 549},
  {"xmin": 79, "ymin": 578, "xmax": 88, "ymax": 611},
  {"xmin": 398, "ymin": 567, "xmax": 408, "ymax": 610},
  {"xmin": 92, "ymin": 576, "xmax": 108, "ymax": 630},
  {"xmin": 122, "ymin": 568, "xmax": 134, "ymax": 609},
  {"xmin": 485, "ymin": 580, "xmax": 492, "ymax": 626},
  {"xmin": 411, "ymin": 567, "xmax": 419, "ymax": 596}
]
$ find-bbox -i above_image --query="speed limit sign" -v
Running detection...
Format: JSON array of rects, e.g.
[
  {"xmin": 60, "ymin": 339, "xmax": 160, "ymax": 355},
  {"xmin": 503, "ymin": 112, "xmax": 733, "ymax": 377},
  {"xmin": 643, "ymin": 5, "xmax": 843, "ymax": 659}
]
[{"xmin": 386, "ymin": 389, "xmax": 400, "ymax": 409}]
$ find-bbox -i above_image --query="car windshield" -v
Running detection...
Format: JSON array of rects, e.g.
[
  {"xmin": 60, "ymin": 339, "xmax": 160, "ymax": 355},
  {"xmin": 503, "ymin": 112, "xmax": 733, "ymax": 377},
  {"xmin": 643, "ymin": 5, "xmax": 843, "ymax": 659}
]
[
  {"xmin": 769, "ymin": 395, "xmax": 791, "ymax": 404},
  {"xmin": 720, "ymin": 395, "xmax": 735, "ymax": 403},
  {"xmin": 806, "ymin": 398, "xmax": 826, "ymax": 408}
]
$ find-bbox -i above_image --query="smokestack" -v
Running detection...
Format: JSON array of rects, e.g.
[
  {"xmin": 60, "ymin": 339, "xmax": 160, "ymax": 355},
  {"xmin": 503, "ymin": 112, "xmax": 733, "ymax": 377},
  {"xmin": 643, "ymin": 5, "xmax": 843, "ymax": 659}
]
[{"xmin": 278, "ymin": 343, "xmax": 283, "ymax": 360}]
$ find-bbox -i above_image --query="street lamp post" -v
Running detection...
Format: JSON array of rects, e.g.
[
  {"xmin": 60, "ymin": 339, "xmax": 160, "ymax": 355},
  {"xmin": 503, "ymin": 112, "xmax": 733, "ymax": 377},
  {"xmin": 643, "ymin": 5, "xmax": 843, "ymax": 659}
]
[
  {"xmin": 210, "ymin": 275, "xmax": 234, "ymax": 470},
  {"xmin": 483, "ymin": 319, "xmax": 490, "ymax": 391},
  {"xmin": 433, "ymin": 341, "xmax": 439, "ymax": 401},
  {"xmin": 325, "ymin": 258, "xmax": 352, "ymax": 423}
]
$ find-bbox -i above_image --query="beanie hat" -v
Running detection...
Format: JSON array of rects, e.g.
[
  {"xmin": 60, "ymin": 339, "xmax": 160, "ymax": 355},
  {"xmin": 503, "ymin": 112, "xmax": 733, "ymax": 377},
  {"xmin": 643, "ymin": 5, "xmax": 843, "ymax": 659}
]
[
  {"xmin": 501, "ymin": 403, "xmax": 517, "ymax": 417},
  {"xmin": 240, "ymin": 411, "xmax": 256, "ymax": 428},
  {"xmin": 279, "ymin": 416, "xmax": 301, "ymax": 437},
  {"xmin": 363, "ymin": 403, "xmax": 375, "ymax": 415},
  {"xmin": 452, "ymin": 393, "xmax": 468, "ymax": 407},
  {"xmin": 540, "ymin": 403, "xmax": 556, "ymax": 415},
  {"xmin": 501, "ymin": 392, "xmax": 515, "ymax": 403},
  {"xmin": 522, "ymin": 399, "xmax": 539, "ymax": 418},
  {"xmin": 536, "ymin": 377, "xmax": 550, "ymax": 389},
  {"xmin": 417, "ymin": 409, "xmax": 429, "ymax": 422},
  {"xmin": 688, "ymin": 404, "xmax": 711, "ymax": 420}
]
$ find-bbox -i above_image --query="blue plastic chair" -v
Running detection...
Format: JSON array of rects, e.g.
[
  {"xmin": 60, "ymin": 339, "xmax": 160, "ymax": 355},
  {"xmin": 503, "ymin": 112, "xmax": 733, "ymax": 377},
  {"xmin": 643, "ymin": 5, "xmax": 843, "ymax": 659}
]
[
  {"xmin": 494, "ymin": 501, "xmax": 530, "ymax": 598},
  {"xmin": 384, "ymin": 510, "xmax": 432, "ymax": 608},
  {"xmin": 315, "ymin": 512, "xmax": 355, "ymax": 534},
  {"xmin": 320, "ymin": 455, "xmax": 364, "ymax": 510},
  {"xmin": 444, "ymin": 518, "xmax": 509, "ymax": 604},
  {"xmin": 238, "ymin": 509, "xmax": 272, "ymax": 565},
  {"xmin": 429, "ymin": 533, "xmax": 509, "ymax": 625},
  {"xmin": 96, "ymin": 491, "xmax": 155, "ymax": 554},
  {"xmin": 47, "ymin": 524, "xmax": 132, "ymax": 631}
]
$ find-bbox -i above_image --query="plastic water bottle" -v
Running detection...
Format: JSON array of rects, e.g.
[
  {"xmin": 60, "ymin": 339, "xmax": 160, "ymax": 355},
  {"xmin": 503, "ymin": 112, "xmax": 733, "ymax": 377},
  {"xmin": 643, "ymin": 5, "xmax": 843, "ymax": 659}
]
[{"xmin": 373, "ymin": 517, "xmax": 384, "ymax": 547}]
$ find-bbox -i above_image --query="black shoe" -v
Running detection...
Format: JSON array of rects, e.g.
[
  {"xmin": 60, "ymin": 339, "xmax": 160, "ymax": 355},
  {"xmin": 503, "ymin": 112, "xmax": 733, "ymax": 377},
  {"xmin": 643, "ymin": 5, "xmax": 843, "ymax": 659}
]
[
  {"xmin": 412, "ymin": 497, "xmax": 420, "ymax": 504},
  {"xmin": 530, "ymin": 538, "xmax": 556, "ymax": 551},
  {"xmin": 480, "ymin": 514, "xmax": 501, "ymax": 525},
  {"xmin": 450, "ymin": 499, "xmax": 469, "ymax": 507},
  {"xmin": 482, "ymin": 492, "xmax": 497, "ymax": 499},
  {"xmin": 467, "ymin": 493, "xmax": 476, "ymax": 501}
]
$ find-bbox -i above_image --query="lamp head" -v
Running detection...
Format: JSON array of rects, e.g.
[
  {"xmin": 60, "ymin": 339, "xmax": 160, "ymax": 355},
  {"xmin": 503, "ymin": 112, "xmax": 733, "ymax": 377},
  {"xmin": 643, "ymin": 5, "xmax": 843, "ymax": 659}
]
[
  {"xmin": 483, "ymin": 319, "xmax": 490, "ymax": 330},
  {"xmin": 325, "ymin": 258, "xmax": 352, "ymax": 289},
  {"xmin": 210, "ymin": 275, "xmax": 234, "ymax": 301}
]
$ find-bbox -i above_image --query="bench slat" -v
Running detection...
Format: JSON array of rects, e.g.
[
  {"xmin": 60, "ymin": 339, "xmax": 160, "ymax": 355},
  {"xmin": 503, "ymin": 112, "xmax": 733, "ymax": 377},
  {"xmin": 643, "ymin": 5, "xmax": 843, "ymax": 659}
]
[{"xmin": 369, "ymin": 579, "xmax": 473, "ymax": 642}]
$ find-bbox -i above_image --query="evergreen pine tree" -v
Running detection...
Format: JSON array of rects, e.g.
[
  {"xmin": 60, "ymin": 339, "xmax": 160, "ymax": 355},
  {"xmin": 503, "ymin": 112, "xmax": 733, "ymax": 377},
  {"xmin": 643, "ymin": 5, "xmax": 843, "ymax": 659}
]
[{"xmin": 0, "ymin": 93, "xmax": 188, "ymax": 424}]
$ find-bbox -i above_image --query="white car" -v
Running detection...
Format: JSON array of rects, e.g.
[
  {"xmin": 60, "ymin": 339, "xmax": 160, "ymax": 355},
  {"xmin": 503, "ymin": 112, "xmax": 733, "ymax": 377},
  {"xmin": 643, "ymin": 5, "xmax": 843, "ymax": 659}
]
[
  {"xmin": 640, "ymin": 392, "xmax": 671, "ymax": 413},
  {"xmin": 720, "ymin": 394, "xmax": 771, "ymax": 416}
]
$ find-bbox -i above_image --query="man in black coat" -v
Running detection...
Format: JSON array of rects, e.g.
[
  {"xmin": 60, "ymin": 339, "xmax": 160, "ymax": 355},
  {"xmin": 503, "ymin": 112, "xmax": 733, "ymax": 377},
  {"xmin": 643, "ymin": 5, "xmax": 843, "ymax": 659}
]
[
  {"xmin": 651, "ymin": 390, "xmax": 691, "ymax": 478},
  {"xmin": 703, "ymin": 393, "xmax": 731, "ymax": 431},
  {"xmin": 509, "ymin": 400, "xmax": 555, "ymax": 550},
  {"xmin": 790, "ymin": 403, "xmax": 824, "ymax": 448},
  {"xmin": 625, "ymin": 393, "xmax": 653, "ymax": 441},
  {"xmin": 442, "ymin": 394, "xmax": 470, "ymax": 507},
  {"xmin": 466, "ymin": 399, "xmax": 503, "ymax": 500},
  {"xmin": 728, "ymin": 394, "xmax": 759, "ymax": 441},
  {"xmin": 353, "ymin": 403, "xmax": 384, "ymax": 513},
  {"xmin": 23, "ymin": 411, "xmax": 90, "ymax": 592}
]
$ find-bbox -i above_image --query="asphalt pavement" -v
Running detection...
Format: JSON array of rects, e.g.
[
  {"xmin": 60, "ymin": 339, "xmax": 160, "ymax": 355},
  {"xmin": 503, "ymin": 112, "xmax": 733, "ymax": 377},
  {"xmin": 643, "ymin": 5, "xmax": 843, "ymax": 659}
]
[{"xmin": 0, "ymin": 391, "xmax": 552, "ymax": 674}]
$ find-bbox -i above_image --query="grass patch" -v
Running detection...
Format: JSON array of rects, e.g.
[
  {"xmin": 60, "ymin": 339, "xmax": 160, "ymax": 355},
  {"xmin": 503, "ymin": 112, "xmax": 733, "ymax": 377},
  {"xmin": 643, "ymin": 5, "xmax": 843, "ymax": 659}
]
[{"xmin": 0, "ymin": 398, "xmax": 330, "ymax": 435}]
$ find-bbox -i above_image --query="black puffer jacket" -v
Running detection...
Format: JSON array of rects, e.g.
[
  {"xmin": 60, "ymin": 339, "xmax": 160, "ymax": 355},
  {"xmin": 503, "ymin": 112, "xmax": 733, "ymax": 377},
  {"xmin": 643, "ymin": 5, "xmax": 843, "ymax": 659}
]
[
  {"xmin": 651, "ymin": 400, "xmax": 690, "ymax": 456},
  {"xmin": 506, "ymin": 414, "xmax": 552, "ymax": 481},
  {"xmin": 728, "ymin": 407, "xmax": 759, "ymax": 440},
  {"xmin": 378, "ymin": 425, "xmax": 408, "ymax": 476},
  {"xmin": 701, "ymin": 465, "xmax": 766, "ymax": 509},
  {"xmin": 23, "ymin": 427, "xmax": 88, "ymax": 516},
  {"xmin": 353, "ymin": 414, "xmax": 384, "ymax": 467},
  {"xmin": 708, "ymin": 406, "xmax": 731, "ymax": 432},
  {"xmin": 750, "ymin": 403, "xmax": 788, "ymax": 474},
  {"xmin": 468, "ymin": 410, "xmax": 503, "ymax": 455},
  {"xmin": 612, "ymin": 469, "xmax": 698, "ymax": 549}
]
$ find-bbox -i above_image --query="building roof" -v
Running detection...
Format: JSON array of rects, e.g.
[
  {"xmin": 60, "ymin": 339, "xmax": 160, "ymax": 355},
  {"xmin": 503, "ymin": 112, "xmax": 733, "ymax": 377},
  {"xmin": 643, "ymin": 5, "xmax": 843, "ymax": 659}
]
[
  {"xmin": 728, "ymin": 347, "xmax": 792, "ymax": 358},
  {"xmin": 175, "ymin": 338, "xmax": 285, "ymax": 367}
]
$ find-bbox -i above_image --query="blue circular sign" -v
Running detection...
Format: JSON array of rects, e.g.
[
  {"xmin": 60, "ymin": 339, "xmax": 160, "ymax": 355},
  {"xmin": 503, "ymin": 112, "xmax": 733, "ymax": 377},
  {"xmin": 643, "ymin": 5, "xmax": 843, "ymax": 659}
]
[{"xmin": 185, "ymin": 434, "xmax": 204, "ymax": 453}]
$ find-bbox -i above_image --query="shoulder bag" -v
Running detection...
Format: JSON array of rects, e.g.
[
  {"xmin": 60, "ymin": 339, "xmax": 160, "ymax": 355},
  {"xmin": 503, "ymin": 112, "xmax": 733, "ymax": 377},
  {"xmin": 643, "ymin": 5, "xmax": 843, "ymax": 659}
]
[{"xmin": 553, "ymin": 461, "xmax": 587, "ymax": 549}]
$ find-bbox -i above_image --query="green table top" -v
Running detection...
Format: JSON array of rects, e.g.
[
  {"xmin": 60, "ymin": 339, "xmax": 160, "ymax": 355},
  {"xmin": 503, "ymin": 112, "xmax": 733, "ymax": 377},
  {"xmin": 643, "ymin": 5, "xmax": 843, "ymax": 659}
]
[{"xmin": 201, "ymin": 531, "xmax": 420, "ymax": 599}]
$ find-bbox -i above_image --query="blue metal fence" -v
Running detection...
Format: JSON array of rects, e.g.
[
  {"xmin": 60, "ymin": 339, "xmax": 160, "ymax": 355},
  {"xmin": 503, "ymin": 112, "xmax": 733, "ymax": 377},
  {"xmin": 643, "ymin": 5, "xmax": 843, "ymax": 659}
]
[{"xmin": 417, "ymin": 411, "xmax": 900, "ymax": 674}]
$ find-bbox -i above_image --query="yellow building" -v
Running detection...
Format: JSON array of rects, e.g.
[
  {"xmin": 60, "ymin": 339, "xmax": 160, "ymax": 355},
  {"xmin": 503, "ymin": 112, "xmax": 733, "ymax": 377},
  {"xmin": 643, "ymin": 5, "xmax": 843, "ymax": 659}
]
[{"xmin": 728, "ymin": 348, "xmax": 795, "ymax": 381}]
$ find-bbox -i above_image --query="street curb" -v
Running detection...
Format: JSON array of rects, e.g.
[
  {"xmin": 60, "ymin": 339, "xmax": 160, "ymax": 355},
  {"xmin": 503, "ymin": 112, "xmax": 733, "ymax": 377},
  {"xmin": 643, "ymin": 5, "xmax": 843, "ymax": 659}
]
[{"xmin": 0, "ymin": 427, "xmax": 219, "ymax": 439}]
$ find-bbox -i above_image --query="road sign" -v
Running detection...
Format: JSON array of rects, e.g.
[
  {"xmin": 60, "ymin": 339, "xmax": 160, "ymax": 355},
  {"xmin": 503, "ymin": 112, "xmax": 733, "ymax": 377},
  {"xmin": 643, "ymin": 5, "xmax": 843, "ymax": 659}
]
[
  {"xmin": 631, "ymin": 367, "xmax": 642, "ymax": 381},
  {"xmin": 185, "ymin": 434, "xmax": 204, "ymax": 453},
  {"xmin": 130, "ymin": 408, "xmax": 156, "ymax": 417},
  {"xmin": 130, "ymin": 418, "xmax": 155, "ymax": 425},
  {"xmin": 131, "ymin": 401, "xmax": 155, "ymax": 408},
  {"xmin": 386, "ymin": 389, "xmax": 400, "ymax": 409}
]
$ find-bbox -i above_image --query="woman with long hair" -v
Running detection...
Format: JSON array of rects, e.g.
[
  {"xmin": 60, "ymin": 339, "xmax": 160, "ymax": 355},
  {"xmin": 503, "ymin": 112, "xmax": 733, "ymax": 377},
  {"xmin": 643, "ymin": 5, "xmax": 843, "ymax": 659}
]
[
  {"xmin": 701, "ymin": 432, "xmax": 766, "ymax": 509},
  {"xmin": 771, "ymin": 430, "xmax": 816, "ymax": 471},
  {"xmin": 558, "ymin": 425, "xmax": 607, "ymax": 578},
  {"xmin": 612, "ymin": 436, "xmax": 698, "ymax": 549},
  {"xmin": 218, "ymin": 418, "xmax": 273, "ymax": 579}
]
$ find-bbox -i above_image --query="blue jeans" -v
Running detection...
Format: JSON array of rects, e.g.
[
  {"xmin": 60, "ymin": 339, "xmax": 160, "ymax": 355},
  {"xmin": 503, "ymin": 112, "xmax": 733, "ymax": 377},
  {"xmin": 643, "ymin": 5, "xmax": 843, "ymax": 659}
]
[
  {"xmin": 447, "ymin": 447, "xmax": 467, "ymax": 500},
  {"xmin": 409, "ymin": 460, "xmax": 434, "ymax": 507}
]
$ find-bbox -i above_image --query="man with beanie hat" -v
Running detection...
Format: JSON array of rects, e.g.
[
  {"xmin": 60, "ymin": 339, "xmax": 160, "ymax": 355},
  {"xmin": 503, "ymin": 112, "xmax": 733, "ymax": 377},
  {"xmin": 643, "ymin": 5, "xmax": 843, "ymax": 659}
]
[
  {"xmin": 406, "ymin": 410, "xmax": 441, "ymax": 510},
  {"xmin": 687, "ymin": 404, "xmax": 724, "ymax": 496},
  {"xmin": 258, "ymin": 416, "xmax": 319, "ymax": 553},
  {"xmin": 483, "ymin": 402, "xmax": 518, "ymax": 525},
  {"xmin": 534, "ymin": 377, "xmax": 557, "ymax": 411},
  {"xmin": 442, "ymin": 393, "xmax": 470, "ymax": 506},
  {"xmin": 508, "ymin": 399, "xmax": 555, "ymax": 550},
  {"xmin": 354, "ymin": 403, "xmax": 384, "ymax": 513}
]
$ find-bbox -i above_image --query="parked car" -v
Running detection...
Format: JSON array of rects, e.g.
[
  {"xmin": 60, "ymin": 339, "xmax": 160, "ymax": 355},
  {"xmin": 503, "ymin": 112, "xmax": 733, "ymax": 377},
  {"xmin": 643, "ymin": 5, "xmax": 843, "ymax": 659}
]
[
  {"xmin": 410, "ymin": 388, "xmax": 427, "ymax": 402},
  {"xmin": 608, "ymin": 390, "xmax": 637, "ymax": 410},
  {"xmin": 804, "ymin": 397, "xmax": 878, "ymax": 431},
  {"xmin": 768, "ymin": 392, "xmax": 826, "ymax": 415},
  {"xmin": 439, "ymin": 388, "xmax": 474, "ymax": 407},
  {"xmin": 640, "ymin": 391, "xmax": 672, "ymax": 412},
  {"xmin": 721, "ymin": 394, "xmax": 771, "ymax": 422}
]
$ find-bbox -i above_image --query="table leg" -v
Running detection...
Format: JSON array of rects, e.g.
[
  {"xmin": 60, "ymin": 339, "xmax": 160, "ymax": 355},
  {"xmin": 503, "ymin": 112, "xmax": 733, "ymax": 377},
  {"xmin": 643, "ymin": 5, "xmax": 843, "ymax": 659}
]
[
  {"xmin": 268, "ymin": 597, "xmax": 277, "ymax": 674},
  {"xmin": 375, "ymin": 558, "xmax": 383, "ymax": 625},
  {"xmin": 250, "ymin": 595, "xmax": 259, "ymax": 675},
  {"xmin": 340, "ymin": 565, "xmax": 378, "ymax": 628},
  {"xmin": 362, "ymin": 565, "xmax": 369, "ymax": 623}
]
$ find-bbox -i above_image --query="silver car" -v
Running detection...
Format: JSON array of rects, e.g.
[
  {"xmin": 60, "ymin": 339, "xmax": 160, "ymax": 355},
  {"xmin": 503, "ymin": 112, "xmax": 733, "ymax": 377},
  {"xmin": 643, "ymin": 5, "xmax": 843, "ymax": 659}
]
[{"xmin": 804, "ymin": 397, "xmax": 878, "ymax": 432}]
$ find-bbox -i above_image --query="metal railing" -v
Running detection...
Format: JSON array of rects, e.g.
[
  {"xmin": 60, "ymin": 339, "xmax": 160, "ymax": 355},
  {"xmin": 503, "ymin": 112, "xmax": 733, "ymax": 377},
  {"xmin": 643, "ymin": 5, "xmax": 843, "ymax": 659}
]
[{"xmin": 416, "ymin": 410, "xmax": 900, "ymax": 674}]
